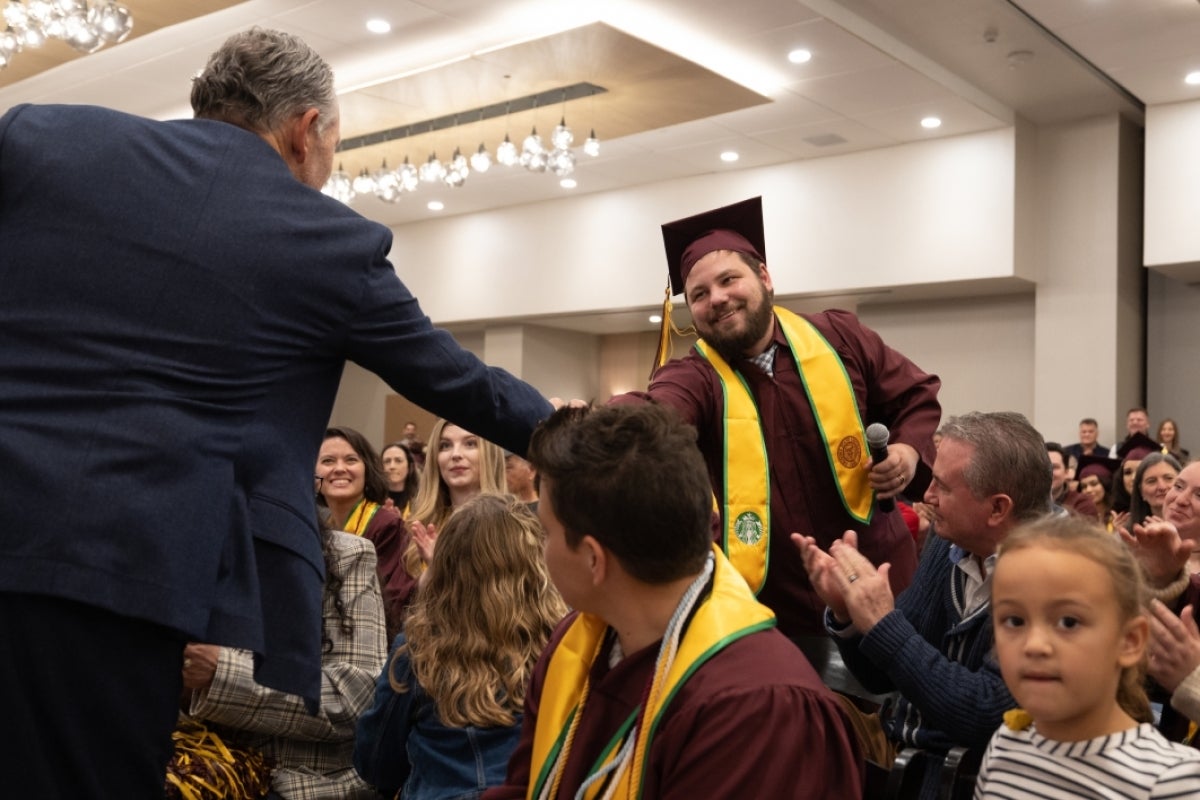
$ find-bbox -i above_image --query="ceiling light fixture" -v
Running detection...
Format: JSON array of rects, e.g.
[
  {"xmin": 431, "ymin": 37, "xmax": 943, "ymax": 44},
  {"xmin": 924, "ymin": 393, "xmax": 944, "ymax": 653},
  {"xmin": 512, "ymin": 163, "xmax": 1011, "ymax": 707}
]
[
  {"xmin": 920, "ymin": 116, "xmax": 942, "ymax": 129},
  {"xmin": 320, "ymin": 83, "xmax": 606, "ymax": 204},
  {"xmin": 1186, "ymin": 71, "xmax": 1200, "ymax": 86},
  {"xmin": 426, "ymin": 200, "xmax": 444, "ymax": 212},
  {"xmin": 787, "ymin": 48, "xmax": 812, "ymax": 64},
  {"xmin": 365, "ymin": 18, "xmax": 390, "ymax": 35},
  {"xmin": 560, "ymin": 178, "xmax": 577, "ymax": 189},
  {"xmin": 720, "ymin": 151, "xmax": 740, "ymax": 163},
  {"xmin": 0, "ymin": 0, "xmax": 133, "ymax": 68},
  {"xmin": 649, "ymin": 314, "xmax": 663, "ymax": 324}
]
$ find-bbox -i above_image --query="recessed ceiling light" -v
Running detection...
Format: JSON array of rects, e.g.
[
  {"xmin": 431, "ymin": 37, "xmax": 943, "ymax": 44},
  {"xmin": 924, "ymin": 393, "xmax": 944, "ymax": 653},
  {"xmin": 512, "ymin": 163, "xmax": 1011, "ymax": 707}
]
[
  {"xmin": 366, "ymin": 19, "xmax": 391, "ymax": 35},
  {"xmin": 426, "ymin": 200, "xmax": 444, "ymax": 211},
  {"xmin": 649, "ymin": 314, "xmax": 663, "ymax": 324},
  {"xmin": 720, "ymin": 151, "xmax": 740, "ymax": 163},
  {"xmin": 787, "ymin": 49, "xmax": 812, "ymax": 64},
  {"xmin": 560, "ymin": 178, "xmax": 577, "ymax": 189},
  {"xmin": 921, "ymin": 116, "xmax": 943, "ymax": 129},
  {"xmin": 1186, "ymin": 71, "xmax": 1200, "ymax": 86}
]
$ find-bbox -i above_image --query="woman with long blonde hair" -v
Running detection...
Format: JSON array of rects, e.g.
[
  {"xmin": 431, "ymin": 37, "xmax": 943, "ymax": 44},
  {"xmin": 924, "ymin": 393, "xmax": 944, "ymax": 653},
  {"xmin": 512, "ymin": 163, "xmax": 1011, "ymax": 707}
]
[
  {"xmin": 354, "ymin": 494, "xmax": 567, "ymax": 799},
  {"xmin": 404, "ymin": 418, "xmax": 506, "ymax": 576}
]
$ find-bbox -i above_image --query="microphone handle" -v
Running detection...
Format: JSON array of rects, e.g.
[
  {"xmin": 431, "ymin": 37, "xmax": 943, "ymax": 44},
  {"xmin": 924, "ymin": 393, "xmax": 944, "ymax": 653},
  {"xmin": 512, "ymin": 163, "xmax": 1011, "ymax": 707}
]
[{"xmin": 868, "ymin": 443, "xmax": 895, "ymax": 513}]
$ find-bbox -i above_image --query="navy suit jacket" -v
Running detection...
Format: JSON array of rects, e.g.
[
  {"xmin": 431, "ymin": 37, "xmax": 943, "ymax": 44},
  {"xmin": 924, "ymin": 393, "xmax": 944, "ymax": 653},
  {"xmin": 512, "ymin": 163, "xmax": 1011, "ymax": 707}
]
[{"xmin": 0, "ymin": 104, "xmax": 553, "ymax": 705}]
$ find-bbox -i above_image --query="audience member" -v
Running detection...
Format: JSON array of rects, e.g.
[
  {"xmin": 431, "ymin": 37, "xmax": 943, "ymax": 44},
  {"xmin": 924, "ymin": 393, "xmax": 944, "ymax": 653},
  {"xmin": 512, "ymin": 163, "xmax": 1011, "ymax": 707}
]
[
  {"xmin": 1111, "ymin": 433, "xmax": 1161, "ymax": 523},
  {"xmin": 487, "ymin": 404, "xmax": 863, "ymax": 799},
  {"xmin": 1047, "ymin": 441, "xmax": 1098, "ymax": 520},
  {"xmin": 1064, "ymin": 417, "xmax": 1108, "ymax": 466},
  {"xmin": 183, "ymin": 524, "xmax": 387, "ymax": 799},
  {"xmin": 0, "ymin": 27, "xmax": 556, "ymax": 796},
  {"xmin": 611, "ymin": 196, "xmax": 941, "ymax": 642},
  {"xmin": 976, "ymin": 516, "xmax": 1200, "ymax": 797},
  {"xmin": 1076, "ymin": 455, "xmax": 1119, "ymax": 530},
  {"xmin": 1159, "ymin": 418, "xmax": 1190, "ymax": 464},
  {"xmin": 797, "ymin": 411, "xmax": 1049, "ymax": 799},
  {"xmin": 400, "ymin": 421, "xmax": 427, "ymax": 470},
  {"xmin": 504, "ymin": 451, "xmax": 539, "ymax": 509},
  {"xmin": 1110, "ymin": 408, "xmax": 1152, "ymax": 459},
  {"xmin": 318, "ymin": 427, "xmax": 413, "ymax": 639},
  {"xmin": 380, "ymin": 441, "xmax": 420, "ymax": 516},
  {"xmin": 355, "ymin": 494, "xmax": 567, "ymax": 799},
  {"xmin": 405, "ymin": 419, "xmax": 507, "ymax": 577},
  {"xmin": 1130, "ymin": 452, "xmax": 1183, "ymax": 529}
]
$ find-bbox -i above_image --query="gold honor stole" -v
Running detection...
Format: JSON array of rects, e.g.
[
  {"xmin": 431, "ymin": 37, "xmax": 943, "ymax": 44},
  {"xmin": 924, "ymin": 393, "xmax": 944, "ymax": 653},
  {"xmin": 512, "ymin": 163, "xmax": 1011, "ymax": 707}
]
[
  {"xmin": 695, "ymin": 307, "xmax": 873, "ymax": 594},
  {"xmin": 342, "ymin": 499, "xmax": 381, "ymax": 536},
  {"xmin": 527, "ymin": 546, "xmax": 775, "ymax": 800}
]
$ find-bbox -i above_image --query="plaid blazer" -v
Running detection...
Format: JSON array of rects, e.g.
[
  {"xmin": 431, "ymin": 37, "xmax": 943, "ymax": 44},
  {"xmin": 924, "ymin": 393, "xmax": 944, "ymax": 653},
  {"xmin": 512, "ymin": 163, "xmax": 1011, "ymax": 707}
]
[{"xmin": 190, "ymin": 532, "xmax": 387, "ymax": 800}]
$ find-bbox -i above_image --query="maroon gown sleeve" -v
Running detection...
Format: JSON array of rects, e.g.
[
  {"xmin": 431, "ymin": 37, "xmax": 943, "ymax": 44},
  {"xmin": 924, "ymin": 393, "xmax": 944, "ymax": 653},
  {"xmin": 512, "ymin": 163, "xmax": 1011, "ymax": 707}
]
[{"xmin": 362, "ymin": 507, "xmax": 416, "ymax": 640}]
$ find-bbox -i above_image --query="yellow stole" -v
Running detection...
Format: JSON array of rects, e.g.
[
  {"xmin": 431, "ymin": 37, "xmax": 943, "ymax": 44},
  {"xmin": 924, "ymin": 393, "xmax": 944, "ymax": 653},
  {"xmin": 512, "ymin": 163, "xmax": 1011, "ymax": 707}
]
[
  {"xmin": 527, "ymin": 547, "xmax": 775, "ymax": 800},
  {"xmin": 695, "ymin": 307, "xmax": 873, "ymax": 594},
  {"xmin": 340, "ymin": 498, "xmax": 381, "ymax": 536}
]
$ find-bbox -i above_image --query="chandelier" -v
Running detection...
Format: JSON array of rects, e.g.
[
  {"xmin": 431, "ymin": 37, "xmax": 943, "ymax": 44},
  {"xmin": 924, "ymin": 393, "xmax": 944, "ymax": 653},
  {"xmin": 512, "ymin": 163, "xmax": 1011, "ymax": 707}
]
[
  {"xmin": 0, "ymin": 0, "xmax": 134, "ymax": 69},
  {"xmin": 322, "ymin": 82, "xmax": 604, "ymax": 206}
]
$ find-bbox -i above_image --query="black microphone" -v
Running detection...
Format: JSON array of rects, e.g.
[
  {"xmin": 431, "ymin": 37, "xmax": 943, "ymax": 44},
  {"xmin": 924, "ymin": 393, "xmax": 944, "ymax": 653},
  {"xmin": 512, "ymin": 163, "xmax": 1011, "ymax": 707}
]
[{"xmin": 865, "ymin": 423, "xmax": 895, "ymax": 513}]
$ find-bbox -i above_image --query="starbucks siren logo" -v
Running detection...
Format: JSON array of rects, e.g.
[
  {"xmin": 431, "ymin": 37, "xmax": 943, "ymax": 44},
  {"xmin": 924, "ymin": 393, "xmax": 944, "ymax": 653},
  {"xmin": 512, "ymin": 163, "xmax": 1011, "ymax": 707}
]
[{"xmin": 734, "ymin": 511, "xmax": 764, "ymax": 545}]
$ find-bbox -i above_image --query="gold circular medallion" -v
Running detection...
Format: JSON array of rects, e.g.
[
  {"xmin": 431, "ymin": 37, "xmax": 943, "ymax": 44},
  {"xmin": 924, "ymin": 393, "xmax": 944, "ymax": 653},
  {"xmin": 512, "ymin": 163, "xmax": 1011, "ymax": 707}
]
[{"xmin": 837, "ymin": 436, "xmax": 862, "ymax": 468}]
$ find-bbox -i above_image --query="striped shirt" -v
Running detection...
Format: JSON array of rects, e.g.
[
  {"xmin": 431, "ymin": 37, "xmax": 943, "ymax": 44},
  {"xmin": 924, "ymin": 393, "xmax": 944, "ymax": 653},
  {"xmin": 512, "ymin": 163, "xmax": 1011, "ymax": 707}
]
[{"xmin": 975, "ymin": 722, "xmax": 1200, "ymax": 799}]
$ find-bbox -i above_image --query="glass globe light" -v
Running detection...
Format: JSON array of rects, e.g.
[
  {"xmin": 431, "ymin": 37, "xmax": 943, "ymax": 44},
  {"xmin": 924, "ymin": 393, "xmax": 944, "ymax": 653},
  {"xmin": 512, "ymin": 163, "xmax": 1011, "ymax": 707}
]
[
  {"xmin": 522, "ymin": 126, "xmax": 544, "ymax": 158},
  {"xmin": 496, "ymin": 134, "xmax": 518, "ymax": 167},
  {"xmin": 94, "ymin": 1, "xmax": 133, "ymax": 43},
  {"xmin": 322, "ymin": 164, "xmax": 355, "ymax": 204},
  {"xmin": 351, "ymin": 168, "xmax": 376, "ymax": 195},
  {"xmin": 373, "ymin": 160, "xmax": 402, "ymax": 203},
  {"xmin": 549, "ymin": 148, "xmax": 575, "ymax": 177},
  {"xmin": 584, "ymin": 129, "xmax": 600, "ymax": 157},
  {"xmin": 419, "ymin": 153, "xmax": 446, "ymax": 183},
  {"xmin": 397, "ymin": 157, "xmax": 419, "ymax": 192},
  {"xmin": 551, "ymin": 118, "xmax": 574, "ymax": 150},
  {"xmin": 470, "ymin": 142, "xmax": 492, "ymax": 173},
  {"xmin": 443, "ymin": 147, "xmax": 469, "ymax": 188},
  {"xmin": 3, "ymin": 2, "xmax": 31, "ymax": 31}
]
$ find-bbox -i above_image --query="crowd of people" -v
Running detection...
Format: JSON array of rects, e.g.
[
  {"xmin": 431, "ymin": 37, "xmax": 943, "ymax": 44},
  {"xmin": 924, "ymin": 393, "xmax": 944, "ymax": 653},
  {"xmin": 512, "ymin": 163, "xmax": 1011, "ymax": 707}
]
[{"xmin": 6, "ymin": 23, "xmax": 1200, "ymax": 800}]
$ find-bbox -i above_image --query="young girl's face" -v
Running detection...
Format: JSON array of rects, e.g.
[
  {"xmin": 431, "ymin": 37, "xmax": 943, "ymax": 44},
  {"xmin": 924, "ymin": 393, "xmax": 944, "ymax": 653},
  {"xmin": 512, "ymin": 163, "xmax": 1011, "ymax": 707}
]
[
  {"xmin": 437, "ymin": 425, "xmax": 481, "ymax": 495},
  {"xmin": 992, "ymin": 545, "xmax": 1147, "ymax": 742}
]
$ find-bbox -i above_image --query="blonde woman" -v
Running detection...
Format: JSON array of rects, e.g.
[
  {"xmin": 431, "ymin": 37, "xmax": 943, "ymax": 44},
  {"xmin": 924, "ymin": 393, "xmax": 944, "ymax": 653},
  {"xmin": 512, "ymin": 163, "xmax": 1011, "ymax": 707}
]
[
  {"xmin": 354, "ymin": 494, "xmax": 567, "ymax": 799},
  {"xmin": 404, "ymin": 419, "xmax": 507, "ymax": 575}
]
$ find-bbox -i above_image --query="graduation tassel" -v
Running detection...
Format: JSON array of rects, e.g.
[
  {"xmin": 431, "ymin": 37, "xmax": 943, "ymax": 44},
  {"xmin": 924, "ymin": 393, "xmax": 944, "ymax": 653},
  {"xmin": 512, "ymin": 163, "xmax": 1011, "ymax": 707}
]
[
  {"xmin": 650, "ymin": 285, "xmax": 697, "ymax": 381},
  {"xmin": 651, "ymin": 285, "xmax": 674, "ymax": 380}
]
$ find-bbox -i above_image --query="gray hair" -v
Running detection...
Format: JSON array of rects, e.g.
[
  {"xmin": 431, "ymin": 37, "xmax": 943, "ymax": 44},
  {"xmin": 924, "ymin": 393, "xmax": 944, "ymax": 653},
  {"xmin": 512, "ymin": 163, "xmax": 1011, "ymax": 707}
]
[
  {"xmin": 939, "ymin": 411, "xmax": 1050, "ymax": 523},
  {"xmin": 190, "ymin": 27, "xmax": 336, "ymax": 135}
]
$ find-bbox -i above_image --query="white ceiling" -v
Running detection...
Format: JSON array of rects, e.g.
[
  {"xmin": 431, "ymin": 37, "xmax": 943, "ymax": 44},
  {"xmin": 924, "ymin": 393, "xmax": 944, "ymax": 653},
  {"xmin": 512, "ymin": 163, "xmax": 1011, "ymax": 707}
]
[{"xmin": 1, "ymin": 0, "xmax": 1197, "ymax": 333}]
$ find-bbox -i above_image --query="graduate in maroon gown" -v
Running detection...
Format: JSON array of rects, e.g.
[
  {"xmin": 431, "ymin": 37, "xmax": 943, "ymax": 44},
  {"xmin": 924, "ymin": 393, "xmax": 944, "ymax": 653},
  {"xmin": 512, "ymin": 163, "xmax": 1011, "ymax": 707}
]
[
  {"xmin": 485, "ymin": 404, "xmax": 862, "ymax": 800},
  {"xmin": 611, "ymin": 197, "xmax": 941, "ymax": 641}
]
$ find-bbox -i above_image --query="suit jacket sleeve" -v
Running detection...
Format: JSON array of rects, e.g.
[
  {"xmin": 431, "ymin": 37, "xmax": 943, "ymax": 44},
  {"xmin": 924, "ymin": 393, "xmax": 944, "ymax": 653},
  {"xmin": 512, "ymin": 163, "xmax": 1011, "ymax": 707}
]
[{"xmin": 339, "ymin": 243, "xmax": 554, "ymax": 457}]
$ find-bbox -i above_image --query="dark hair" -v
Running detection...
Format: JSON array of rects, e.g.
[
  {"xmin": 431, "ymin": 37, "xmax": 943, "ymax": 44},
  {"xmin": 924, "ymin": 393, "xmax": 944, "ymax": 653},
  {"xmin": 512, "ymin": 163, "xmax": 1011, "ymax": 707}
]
[
  {"xmin": 938, "ymin": 411, "xmax": 1051, "ymax": 523},
  {"xmin": 318, "ymin": 514, "xmax": 352, "ymax": 652},
  {"xmin": 528, "ymin": 404, "xmax": 712, "ymax": 584},
  {"xmin": 381, "ymin": 441, "xmax": 420, "ymax": 509},
  {"xmin": 1045, "ymin": 442, "xmax": 1065, "ymax": 461},
  {"xmin": 323, "ymin": 427, "xmax": 389, "ymax": 504},
  {"xmin": 1129, "ymin": 452, "xmax": 1182, "ymax": 527},
  {"xmin": 1079, "ymin": 418, "xmax": 1098, "ymax": 427},
  {"xmin": 191, "ymin": 28, "xmax": 336, "ymax": 136}
]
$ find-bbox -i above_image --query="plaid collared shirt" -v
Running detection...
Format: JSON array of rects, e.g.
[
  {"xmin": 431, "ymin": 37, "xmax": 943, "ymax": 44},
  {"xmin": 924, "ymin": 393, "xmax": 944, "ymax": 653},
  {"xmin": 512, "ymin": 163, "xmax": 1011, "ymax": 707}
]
[{"xmin": 190, "ymin": 532, "xmax": 388, "ymax": 800}]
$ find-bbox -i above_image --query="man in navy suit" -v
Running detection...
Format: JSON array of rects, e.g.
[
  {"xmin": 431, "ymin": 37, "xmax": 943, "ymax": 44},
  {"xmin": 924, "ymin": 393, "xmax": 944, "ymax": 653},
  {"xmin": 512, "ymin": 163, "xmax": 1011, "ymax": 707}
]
[{"xmin": 0, "ymin": 28, "xmax": 554, "ymax": 797}]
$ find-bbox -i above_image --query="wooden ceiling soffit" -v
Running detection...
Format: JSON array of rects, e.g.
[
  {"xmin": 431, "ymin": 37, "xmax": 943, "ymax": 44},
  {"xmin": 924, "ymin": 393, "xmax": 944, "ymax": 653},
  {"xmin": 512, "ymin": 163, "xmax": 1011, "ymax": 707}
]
[{"xmin": 334, "ymin": 22, "xmax": 770, "ymax": 175}]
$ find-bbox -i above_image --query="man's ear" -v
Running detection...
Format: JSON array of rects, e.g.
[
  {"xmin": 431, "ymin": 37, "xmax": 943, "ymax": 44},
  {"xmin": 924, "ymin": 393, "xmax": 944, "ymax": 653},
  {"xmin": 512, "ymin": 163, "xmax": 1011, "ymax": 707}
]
[
  {"xmin": 285, "ymin": 108, "xmax": 321, "ymax": 165},
  {"xmin": 580, "ymin": 535, "xmax": 607, "ymax": 586},
  {"xmin": 988, "ymin": 494, "xmax": 1014, "ymax": 526}
]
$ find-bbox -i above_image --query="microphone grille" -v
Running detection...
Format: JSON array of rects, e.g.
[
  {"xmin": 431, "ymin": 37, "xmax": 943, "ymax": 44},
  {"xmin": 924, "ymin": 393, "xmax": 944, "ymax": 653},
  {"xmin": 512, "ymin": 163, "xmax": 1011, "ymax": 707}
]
[{"xmin": 865, "ymin": 423, "xmax": 890, "ymax": 449}]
